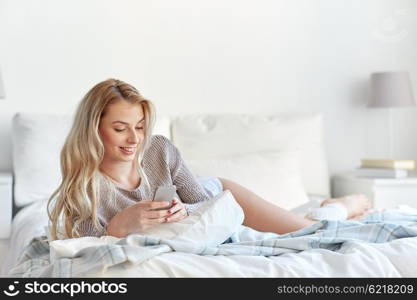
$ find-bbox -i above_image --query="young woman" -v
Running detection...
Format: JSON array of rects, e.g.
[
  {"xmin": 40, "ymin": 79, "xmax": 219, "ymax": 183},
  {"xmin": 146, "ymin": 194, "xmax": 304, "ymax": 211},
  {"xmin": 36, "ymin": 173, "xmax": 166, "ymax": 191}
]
[{"xmin": 47, "ymin": 79, "xmax": 370, "ymax": 240}]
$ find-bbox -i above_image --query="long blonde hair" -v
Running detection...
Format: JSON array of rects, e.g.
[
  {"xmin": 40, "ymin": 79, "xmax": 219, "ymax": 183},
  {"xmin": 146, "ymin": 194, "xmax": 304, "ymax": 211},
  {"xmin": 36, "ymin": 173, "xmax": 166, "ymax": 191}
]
[{"xmin": 47, "ymin": 79, "xmax": 155, "ymax": 240}]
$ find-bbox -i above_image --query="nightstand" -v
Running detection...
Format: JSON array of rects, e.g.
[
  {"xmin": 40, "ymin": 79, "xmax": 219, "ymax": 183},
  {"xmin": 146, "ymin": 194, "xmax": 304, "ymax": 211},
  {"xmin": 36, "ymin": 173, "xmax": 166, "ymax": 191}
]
[
  {"xmin": 0, "ymin": 172, "xmax": 12, "ymax": 238},
  {"xmin": 333, "ymin": 173, "xmax": 417, "ymax": 209},
  {"xmin": 0, "ymin": 172, "xmax": 12, "ymax": 276}
]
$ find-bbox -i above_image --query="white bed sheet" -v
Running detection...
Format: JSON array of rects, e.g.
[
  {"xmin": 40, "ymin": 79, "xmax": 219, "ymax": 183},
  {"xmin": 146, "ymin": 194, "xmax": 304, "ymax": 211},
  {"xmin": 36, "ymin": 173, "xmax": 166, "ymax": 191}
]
[
  {"xmin": 1, "ymin": 199, "xmax": 49, "ymax": 277},
  {"xmin": 3, "ymin": 196, "xmax": 417, "ymax": 277}
]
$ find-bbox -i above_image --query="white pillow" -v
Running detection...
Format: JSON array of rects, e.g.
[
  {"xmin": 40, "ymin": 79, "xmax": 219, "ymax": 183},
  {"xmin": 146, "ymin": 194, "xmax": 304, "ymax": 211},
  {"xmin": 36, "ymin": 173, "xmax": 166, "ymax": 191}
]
[
  {"xmin": 49, "ymin": 190, "xmax": 243, "ymax": 260},
  {"xmin": 138, "ymin": 189, "xmax": 243, "ymax": 244},
  {"xmin": 171, "ymin": 113, "xmax": 330, "ymax": 197},
  {"xmin": 185, "ymin": 151, "xmax": 309, "ymax": 210},
  {"xmin": 12, "ymin": 113, "xmax": 171, "ymax": 207}
]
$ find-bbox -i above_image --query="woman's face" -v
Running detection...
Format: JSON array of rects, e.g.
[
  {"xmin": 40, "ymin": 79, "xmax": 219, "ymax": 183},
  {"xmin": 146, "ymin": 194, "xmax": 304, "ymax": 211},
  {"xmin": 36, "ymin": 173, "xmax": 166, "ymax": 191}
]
[{"xmin": 99, "ymin": 99, "xmax": 145, "ymax": 163}]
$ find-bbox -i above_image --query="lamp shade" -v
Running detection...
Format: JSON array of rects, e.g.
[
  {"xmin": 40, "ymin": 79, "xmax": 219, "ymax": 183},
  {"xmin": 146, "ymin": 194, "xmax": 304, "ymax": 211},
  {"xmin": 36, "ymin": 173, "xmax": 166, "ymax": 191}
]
[
  {"xmin": 368, "ymin": 71, "xmax": 415, "ymax": 108},
  {"xmin": 0, "ymin": 70, "xmax": 5, "ymax": 99}
]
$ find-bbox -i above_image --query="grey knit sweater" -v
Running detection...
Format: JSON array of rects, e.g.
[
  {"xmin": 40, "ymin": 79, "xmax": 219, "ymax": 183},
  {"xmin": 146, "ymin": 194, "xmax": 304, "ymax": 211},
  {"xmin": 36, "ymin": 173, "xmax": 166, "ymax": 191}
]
[{"xmin": 78, "ymin": 135, "xmax": 211, "ymax": 237}]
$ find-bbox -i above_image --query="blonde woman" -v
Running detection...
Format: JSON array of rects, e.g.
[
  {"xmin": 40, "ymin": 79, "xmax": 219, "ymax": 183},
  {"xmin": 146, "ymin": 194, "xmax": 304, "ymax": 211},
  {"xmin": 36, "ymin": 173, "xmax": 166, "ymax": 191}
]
[{"xmin": 47, "ymin": 79, "xmax": 370, "ymax": 240}]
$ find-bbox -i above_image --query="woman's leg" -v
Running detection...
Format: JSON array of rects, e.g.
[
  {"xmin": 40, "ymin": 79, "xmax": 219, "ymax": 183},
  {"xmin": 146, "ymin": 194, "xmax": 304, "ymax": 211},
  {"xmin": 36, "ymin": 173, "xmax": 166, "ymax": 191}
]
[
  {"xmin": 218, "ymin": 177, "xmax": 316, "ymax": 234},
  {"xmin": 218, "ymin": 177, "xmax": 371, "ymax": 235}
]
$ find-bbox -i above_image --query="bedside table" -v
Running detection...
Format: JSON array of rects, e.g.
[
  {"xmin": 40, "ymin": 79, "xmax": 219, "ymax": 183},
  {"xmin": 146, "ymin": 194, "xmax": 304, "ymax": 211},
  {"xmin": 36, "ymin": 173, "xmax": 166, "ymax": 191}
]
[
  {"xmin": 0, "ymin": 172, "xmax": 12, "ymax": 238},
  {"xmin": 332, "ymin": 173, "xmax": 417, "ymax": 209},
  {"xmin": 0, "ymin": 172, "xmax": 12, "ymax": 275}
]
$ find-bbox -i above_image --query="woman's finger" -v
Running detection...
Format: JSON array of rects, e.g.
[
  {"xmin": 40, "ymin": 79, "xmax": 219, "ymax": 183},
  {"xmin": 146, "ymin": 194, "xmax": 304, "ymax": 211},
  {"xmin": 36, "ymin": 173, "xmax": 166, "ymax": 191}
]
[
  {"xmin": 167, "ymin": 202, "xmax": 182, "ymax": 215},
  {"xmin": 166, "ymin": 208, "xmax": 187, "ymax": 223},
  {"xmin": 146, "ymin": 209, "xmax": 170, "ymax": 219},
  {"xmin": 143, "ymin": 216, "xmax": 167, "ymax": 225},
  {"xmin": 147, "ymin": 201, "xmax": 172, "ymax": 211}
]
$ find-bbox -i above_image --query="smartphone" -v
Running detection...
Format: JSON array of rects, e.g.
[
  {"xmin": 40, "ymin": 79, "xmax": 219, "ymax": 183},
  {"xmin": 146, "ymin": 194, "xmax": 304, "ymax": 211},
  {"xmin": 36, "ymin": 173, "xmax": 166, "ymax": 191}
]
[{"xmin": 153, "ymin": 185, "xmax": 177, "ymax": 210}]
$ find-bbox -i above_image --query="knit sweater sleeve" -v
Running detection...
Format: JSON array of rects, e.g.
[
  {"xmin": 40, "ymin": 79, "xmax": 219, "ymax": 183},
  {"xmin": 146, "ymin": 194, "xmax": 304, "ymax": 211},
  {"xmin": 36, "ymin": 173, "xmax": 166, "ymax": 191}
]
[
  {"xmin": 77, "ymin": 218, "xmax": 106, "ymax": 238},
  {"xmin": 157, "ymin": 135, "xmax": 210, "ymax": 214}
]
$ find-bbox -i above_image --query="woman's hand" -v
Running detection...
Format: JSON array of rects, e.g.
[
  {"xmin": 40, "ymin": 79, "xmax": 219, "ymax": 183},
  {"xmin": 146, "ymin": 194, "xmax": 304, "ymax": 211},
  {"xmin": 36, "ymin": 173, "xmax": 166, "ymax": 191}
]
[
  {"xmin": 106, "ymin": 200, "xmax": 172, "ymax": 238},
  {"xmin": 165, "ymin": 198, "xmax": 188, "ymax": 223}
]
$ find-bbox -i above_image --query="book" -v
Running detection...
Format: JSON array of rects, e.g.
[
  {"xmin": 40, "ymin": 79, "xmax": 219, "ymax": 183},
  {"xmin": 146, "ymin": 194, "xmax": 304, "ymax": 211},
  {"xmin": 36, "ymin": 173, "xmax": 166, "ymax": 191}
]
[
  {"xmin": 355, "ymin": 167, "xmax": 408, "ymax": 178},
  {"xmin": 360, "ymin": 159, "xmax": 415, "ymax": 170}
]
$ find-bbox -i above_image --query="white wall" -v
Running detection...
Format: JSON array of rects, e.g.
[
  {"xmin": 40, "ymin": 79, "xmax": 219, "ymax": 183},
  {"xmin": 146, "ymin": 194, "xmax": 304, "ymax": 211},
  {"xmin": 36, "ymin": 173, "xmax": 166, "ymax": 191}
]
[{"xmin": 1, "ymin": 0, "xmax": 417, "ymax": 178}]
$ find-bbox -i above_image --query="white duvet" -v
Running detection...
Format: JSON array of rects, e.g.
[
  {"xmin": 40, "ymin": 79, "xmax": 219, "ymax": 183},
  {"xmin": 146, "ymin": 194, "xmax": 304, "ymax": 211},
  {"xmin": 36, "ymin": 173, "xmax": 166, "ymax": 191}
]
[
  {"xmin": 3, "ymin": 191, "xmax": 417, "ymax": 277},
  {"xmin": 100, "ymin": 237, "xmax": 417, "ymax": 277}
]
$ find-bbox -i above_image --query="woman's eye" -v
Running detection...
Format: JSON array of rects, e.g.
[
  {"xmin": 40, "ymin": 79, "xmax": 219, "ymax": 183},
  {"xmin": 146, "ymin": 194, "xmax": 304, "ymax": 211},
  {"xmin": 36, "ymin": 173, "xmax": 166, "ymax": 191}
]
[
  {"xmin": 114, "ymin": 128, "xmax": 124, "ymax": 132},
  {"xmin": 135, "ymin": 127, "xmax": 143, "ymax": 130}
]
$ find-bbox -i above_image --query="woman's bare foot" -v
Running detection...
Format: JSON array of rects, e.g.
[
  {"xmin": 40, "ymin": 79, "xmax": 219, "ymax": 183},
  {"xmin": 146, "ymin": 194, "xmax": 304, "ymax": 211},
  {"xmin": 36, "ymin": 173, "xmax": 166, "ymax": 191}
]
[{"xmin": 321, "ymin": 194, "xmax": 372, "ymax": 220}]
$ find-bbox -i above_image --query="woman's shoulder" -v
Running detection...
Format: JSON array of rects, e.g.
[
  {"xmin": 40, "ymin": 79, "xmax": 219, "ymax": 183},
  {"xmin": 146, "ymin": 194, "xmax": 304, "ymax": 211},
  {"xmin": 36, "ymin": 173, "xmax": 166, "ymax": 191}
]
[
  {"xmin": 148, "ymin": 134, "xmax": 174, "ymax": 152},
  {"xmin": 144, "ymin": 135, "xmax": 176, "ymax": 161},
  {"xmin": 150, "ymin": 134, "xmax": 171, "ymax": 145}
]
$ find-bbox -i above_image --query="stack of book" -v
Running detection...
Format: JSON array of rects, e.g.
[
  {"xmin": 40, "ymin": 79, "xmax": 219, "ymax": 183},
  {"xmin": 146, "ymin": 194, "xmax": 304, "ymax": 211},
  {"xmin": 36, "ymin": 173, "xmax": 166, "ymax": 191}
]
[{"xmin": 355, "ymin": 159, "xmax": 416, "ymax": 178}]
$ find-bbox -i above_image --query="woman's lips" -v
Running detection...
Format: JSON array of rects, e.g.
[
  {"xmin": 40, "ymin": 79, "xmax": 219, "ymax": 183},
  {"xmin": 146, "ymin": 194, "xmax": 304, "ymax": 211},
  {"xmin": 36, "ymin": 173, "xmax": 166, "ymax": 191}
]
[{"xmin": 119, "ymin": 147, "xmax": 136, "ymax": 155}]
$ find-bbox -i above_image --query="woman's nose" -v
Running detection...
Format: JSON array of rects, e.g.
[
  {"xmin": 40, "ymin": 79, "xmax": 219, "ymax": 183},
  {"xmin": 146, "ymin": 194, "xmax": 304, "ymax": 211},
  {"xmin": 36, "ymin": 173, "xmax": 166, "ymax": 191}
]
[{"xmin": 127, "ymin": 129, "xmax": 139, "ymax": 144}]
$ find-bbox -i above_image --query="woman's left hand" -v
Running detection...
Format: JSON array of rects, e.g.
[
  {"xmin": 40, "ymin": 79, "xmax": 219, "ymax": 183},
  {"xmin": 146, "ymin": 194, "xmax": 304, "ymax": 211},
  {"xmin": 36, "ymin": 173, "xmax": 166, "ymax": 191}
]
[{"xmin": 165, "ymin": 197, "xmax": 188, "ymax": 223}]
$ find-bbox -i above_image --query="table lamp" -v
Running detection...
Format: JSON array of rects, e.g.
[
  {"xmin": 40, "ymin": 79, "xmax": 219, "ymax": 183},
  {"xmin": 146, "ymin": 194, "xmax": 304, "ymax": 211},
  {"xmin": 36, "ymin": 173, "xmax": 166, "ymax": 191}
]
[{"xmin": 368, "ymin": 71, "xmax": 415, "ymax": 158}]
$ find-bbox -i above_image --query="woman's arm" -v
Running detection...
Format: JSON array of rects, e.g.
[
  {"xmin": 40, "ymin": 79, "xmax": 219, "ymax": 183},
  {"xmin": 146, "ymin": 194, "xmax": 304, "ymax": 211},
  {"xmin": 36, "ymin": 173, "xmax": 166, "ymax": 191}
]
[
  {"xmin": 78, "ymin": 218, "xmax": 107, "ymax": 238},
  {"xmin": 105, "ymin": 200, "xmax": 172, "ymax": 238},
  {"xmin": 164, "ymin": 137, "xmax": 211, "ymax": 214},
  {"xmin": 77, "ymin": 201, "xmax": 172, "ymax": 238}
]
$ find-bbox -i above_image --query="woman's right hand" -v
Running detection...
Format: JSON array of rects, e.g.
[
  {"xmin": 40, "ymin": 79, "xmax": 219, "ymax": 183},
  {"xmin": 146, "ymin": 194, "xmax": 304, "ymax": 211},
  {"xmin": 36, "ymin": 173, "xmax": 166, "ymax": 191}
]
[{"xmin": 106, "ymin": 200, "xmax": 171, "ymax": 238}]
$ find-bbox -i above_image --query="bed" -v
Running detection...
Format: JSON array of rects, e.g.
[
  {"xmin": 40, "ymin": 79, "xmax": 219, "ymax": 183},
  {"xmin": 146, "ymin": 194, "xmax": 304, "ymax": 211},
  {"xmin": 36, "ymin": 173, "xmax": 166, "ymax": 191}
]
[{"xmin": 2, "ymin": 112, "xmax": 417, "ymax": 277}]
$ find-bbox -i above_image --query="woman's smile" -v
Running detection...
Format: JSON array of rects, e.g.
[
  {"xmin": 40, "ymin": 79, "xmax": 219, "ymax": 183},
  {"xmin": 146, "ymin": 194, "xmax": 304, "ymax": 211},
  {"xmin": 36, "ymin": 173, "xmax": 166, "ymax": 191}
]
[{"xmin": 119, "ymin": 146, "xmax": 136, "ymax": 155}]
